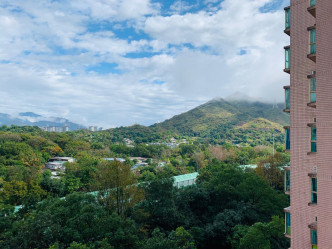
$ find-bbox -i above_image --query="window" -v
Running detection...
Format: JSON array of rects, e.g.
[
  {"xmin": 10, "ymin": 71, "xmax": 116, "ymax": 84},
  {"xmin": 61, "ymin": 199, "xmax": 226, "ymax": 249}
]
[
  {"xmin": 310, "ymin": 29, "xmax": 316, "ymax": 54},
  {"xmin": 285, "ymin": 212, "xmax": 291, "ymax": 235},
  {"xmin": 310, "ymin": 78, "xmax": 316, "ymax": 103},
  {"xmin": 285, "ymin": 170, "xmax": 290, "ymax": 192},
  {"xmin": 311, "ymin": 229, "xmax": 317, "ymax": 249},
  {"xmin": 285, "ymin": 8, "xmax": 290, "ymax": 29},
  {"xmin": 285, "ymin": 128, "xmax": 290, "ymax": 150},
  {"xmin": 311, "ymin": 177, "xmax": 317, "ymax": 204},
  {"xmin": 285, "ymin": 88, "xmax": 290, "ymax": 110},
  {"xmin": 310, "ymin": 0, "xmax": 316, "ymax": 7},
  {"xmin": 311, "ymin": 127, "xmax": 317, "ymax": 152},
  {"xmin": 285, "ymin": 47, "xmax": 290, "ymax": 69}
]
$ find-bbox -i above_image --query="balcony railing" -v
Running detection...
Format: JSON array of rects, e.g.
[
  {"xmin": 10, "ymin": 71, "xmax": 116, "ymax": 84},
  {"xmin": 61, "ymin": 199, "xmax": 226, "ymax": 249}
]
[
  {"xmin": 285, "ymin": 212, "xmax": 291, "ymax": 236},
  {"xmin": 284, "ymin": 7, "xmax": 290, "ymax": 35},
  {"xmin": 310, "ymin": 78, "xmax": 316, "ymax": 103},
  {"xmin": 311, "ymin": 229, "xmax": 317, "ymax": 249},
  {"xmin": 285, "ymin": 127, "xmax": 290, "ymax": 151},
  {"xmin": 285, "ymin": 169, "xmax": 290, "ymax": 193},
  {"xmin": 310, "ymin": 29, "xmax": 316, "ymax": 54},
  {"xmin": 311, "ymin": 177, "xmax": 317, "ymax": 204},
  {"xmin": 311, "ymin": 127, "xmax": 317, "ymax": 153},
  {"xmin": 284, "ymin": 46, "xmax": 290, "ymax": 73},
  {"xmin": 284, "ymin": 87, "xmax": 290, "ymax": 112},
  {"xmin": 307, "ymin": 73, "xmax": 316, "ymax": 108},
  {"xmin": 310, "ymin": 0, "xmax": 316, "ymax": 7},
  {"xmin": 308, "ymin": 0, "xmax": 316, "ymax": 17},
  {"xmin": 307, "ymin": 27, "xmax": 316, "ymax": 62}
]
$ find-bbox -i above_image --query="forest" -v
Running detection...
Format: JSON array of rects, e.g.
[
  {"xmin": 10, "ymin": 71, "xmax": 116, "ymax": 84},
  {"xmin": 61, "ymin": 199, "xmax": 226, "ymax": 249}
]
[{"xmin": 0, "ymin": 125, "xmax": 290, "ymax": 249}]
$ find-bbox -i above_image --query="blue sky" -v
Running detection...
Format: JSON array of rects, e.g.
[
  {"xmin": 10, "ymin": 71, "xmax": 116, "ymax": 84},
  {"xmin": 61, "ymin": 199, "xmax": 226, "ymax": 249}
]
[{"xmin": 0, "ymin": 0, "xmax": 289, "ymax": 128}]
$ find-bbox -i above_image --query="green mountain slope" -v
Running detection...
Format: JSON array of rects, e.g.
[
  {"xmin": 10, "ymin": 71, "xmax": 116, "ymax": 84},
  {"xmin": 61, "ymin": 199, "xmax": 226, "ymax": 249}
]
[
  {"xmin": 63, "ymin": 98, "xmax": 288, "ymax": 146},
  {"xmin": 151, "ymin": 98, "xmax": 289, "ymax": 145}
]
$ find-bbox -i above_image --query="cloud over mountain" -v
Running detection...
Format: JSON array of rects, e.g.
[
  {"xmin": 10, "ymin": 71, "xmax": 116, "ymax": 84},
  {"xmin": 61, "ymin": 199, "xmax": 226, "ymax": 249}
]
[{"xmin": 0, "ymin": 0, "xmax": 290, "ymax": 128}]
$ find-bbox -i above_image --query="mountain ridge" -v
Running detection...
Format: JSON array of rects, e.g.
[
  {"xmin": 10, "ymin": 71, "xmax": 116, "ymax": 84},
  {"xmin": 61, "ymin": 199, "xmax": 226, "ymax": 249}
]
[
  {"xmin": 105, "ymin": 98, "xmax": 288, "ymax": 146},
  {"xmin": 0, "ymin": 112, "xmax": 83, "ymax": 131},
  {"xmin": 0, "ymin": 98, "xmax": 288, "ymax": 146}
]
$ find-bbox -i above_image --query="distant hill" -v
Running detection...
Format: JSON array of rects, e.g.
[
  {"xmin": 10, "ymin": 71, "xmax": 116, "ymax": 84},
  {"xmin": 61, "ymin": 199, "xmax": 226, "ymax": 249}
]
[
  {"xmin": 101, "ymin": 98, "xmax": 288, "ymax": 146},
  {"xmin": 0, "ymin": 112, "xmax": 84, "ymax": 131},
  {"xmin": 0, "ymin": 99, "xmax": 289, "ymax": 146},
  {"xmin": 150, "ymin": 98, "xmax": 288, "ymax": 145},
  {"xmin": 19, "ymin": 112, "xmax": 42, "ymax": 118}
]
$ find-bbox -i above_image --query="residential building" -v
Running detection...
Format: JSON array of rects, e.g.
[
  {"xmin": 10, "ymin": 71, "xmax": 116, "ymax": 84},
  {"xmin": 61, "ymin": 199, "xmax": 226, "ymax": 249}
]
[
  {"xmin": 103, "ymin": 157, "xmax": 126, "ymax": 163},
  {"xmin": 173, "ymin": 172, "xmax": 199, "ymax": 188},
  {"xmin": 89, "ymin": 126, "xmax": 98, "ymax": 131},
  {"xmin": 282, "ymin": 0, "xmax": 332, "ymax": 248},
  {"xmin": 40, "ymin": 126, "xmax": 70, "ymax": 132},
  {"xmin": 45, "ymin": 157, "xmax": 75, "ymax": 173}
]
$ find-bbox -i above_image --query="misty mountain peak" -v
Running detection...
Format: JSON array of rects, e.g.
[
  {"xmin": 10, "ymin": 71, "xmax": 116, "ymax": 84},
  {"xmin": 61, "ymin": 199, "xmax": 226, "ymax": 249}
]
[{"xmin": 19, "ymin": 112, "xmax": 42, "ymax": 118}]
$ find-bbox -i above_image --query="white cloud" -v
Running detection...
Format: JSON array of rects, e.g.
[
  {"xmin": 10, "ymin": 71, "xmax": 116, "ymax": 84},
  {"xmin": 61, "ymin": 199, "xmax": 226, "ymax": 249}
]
[
  {"xmin": 70, "ymin": 0, "xmax": 159, "ymax": 21},
  {"xmin": 169, "ymin": 0, "xmax": 198, "ymax": 14},
  {"xmin": 143, "ymin": 0, "xmax": 289, "ymax": 100},
  {"xmin": 0, "ymin": 0, "xmax": 289, "ymax": 128}
]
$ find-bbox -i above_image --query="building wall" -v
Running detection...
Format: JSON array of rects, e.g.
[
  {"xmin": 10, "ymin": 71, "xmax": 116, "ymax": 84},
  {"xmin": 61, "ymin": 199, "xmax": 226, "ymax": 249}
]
[
  {"xmin": 316, "ymin": 0, "xmax": 332, "ymax": 248},
  {"xmin": 288, "ymin": 0, "xmax": 317, "ymax": 248}
]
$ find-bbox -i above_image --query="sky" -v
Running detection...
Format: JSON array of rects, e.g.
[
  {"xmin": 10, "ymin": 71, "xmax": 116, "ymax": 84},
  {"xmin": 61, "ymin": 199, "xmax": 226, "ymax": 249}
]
[{"xmin": 0, "ymin": 0, "xmax": 290, "ymax": 128}]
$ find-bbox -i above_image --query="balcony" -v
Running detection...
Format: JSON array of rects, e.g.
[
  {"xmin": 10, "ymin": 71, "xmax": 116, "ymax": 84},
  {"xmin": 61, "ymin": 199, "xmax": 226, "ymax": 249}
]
[
  {"xmin": 284, "ymin": 46, "xmax": 290, "ymax": 74},
  {"xmin": 284, "ymin": 7, "xmax": 290, "ymax": 35},
  {"xmin": 310, "ymin": 78, "xmax": 316, "ymax": 106},
  {"xmin": 284, "ymin": 126, "xmax": 290, "ymax": 152},
  {"xmin": 285, "ymin": 210, "xmax": 291, "ymax": 238},
  {"xmin": 284, "ymin": 86, "xmax": 290, "ymax": 113},
  {"xmin": 307, "ymin": 27, "xmax": 316, "ymax": 62},
  {"xmin": 311, "ymin": 229, "xmax": 317, "ymax": 249},
  {"xmin": 307, "ymin": 73, "xmax": 316, "ymax": 108},
  {"xmin": 308, "ymin": 0, "xmax": 316, "ymax": 17},
  {"xmin": 309, "ymin": 223, "xmax": 318, "ymax": 249},
  {"xmin": 285, "ymin": 168, "xmax": 290, "ymax": 194},
  {"xmin": 308, "ymin": 126, "xmax": 317, "ymax": 154},
  {"xmin": 310, "ymin": 177, "xmax": 317, "ymax": 204}
]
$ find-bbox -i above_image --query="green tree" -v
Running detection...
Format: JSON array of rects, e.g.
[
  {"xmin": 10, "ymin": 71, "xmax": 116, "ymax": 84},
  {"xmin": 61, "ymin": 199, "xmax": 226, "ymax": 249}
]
[
  {"xmin": 142, "ymin": 227, "xmax": 196, "ymax": 249},
  {"xmin": 2, "ymin": 193, "xmax": 138, "ymax": 249},
  {"xmin": 67, "ymin": 242, "xmax": 91, "ymax": 249},
  {"xmin": 0, "ymin": 180, "xmax": 28, "ymax": 205},
  {"xmin": 169, "ymin": 227, "xmax": 196, "ymax": 249},
  {"xmin": 232, "ymin": 216, "xmax": 289, "ymax": 249},
  {"xmin": 92, "ymin": 160, "xmax": 144, "ymax": 216},
  {"xmin": 141, "ymin": 177, "xmax": 181, "ymax": 231}
]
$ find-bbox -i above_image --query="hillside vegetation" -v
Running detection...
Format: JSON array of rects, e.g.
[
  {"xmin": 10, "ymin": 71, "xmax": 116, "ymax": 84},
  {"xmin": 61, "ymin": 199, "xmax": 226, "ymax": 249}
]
[
  {"xmin": 0, "ymin": 99, "xmax": 291, "ymax": 249},
  {"xmin": 0, "ymin": 99, "xmax": 288, "ymax": 147},
  {"xmin": 77, "ymin": 98, "xmax": 289, "ymax": 146},
  {"xmin": 149, "ymin": 99, "xmax": 289, "ymax": 146}
]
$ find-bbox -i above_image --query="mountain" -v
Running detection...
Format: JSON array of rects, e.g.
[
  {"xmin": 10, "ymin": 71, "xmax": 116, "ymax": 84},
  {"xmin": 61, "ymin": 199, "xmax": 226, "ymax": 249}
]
[
  {"xmin": 102, "ymin": 98, "xmax": 288, "ymax": 146},
  {"xmin": 154, "ymin": 98, "xmax": 287, "ymax": 132},
  {"xmin": 0, "ymin": 99, "xmax": 289, "ymax": 146},
  {"xmin": 150, "ymin": 98, "xmax": 288, "ymax": 145},
  {"xmin": 19, "ymin": 112, "xmax": 42, "ymax": 118},
  {"xmin": 0, "ymin": 112, "xmax": 84, "ymax": 131}
]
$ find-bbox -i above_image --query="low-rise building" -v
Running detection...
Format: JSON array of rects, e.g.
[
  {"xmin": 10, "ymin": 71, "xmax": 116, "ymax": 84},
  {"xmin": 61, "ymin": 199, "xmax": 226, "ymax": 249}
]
[
  {"xmin": 103, "ymin": 158, "xmax": 126, "ymax": 163},
  {"xmin": 45, "ymin": 157, "xmax": 75, "ymax": 172},
  {"xmin": 173, "ymin": 172, "xmax": 199, "ymax": 188}
]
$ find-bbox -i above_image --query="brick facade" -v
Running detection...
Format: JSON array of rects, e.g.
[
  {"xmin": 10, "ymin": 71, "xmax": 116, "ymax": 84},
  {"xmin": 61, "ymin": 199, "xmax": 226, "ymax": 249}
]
[
  {"xmin": 285, "ymin": 0, "xmax": 332, "ymax": 248},
  {"xmin": 315, "ymin": 0, "xmax": 332, "ymax": 248}
]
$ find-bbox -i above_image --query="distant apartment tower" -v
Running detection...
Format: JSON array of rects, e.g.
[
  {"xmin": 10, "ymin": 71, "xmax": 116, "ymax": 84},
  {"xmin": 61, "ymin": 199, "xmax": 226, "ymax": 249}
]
[
  {"xmin": 282, "ymin": 0, "xmax": 332, "ymax": 248},
  {"xmin": 89, "ymin": 126, "xmax": 98, "ymax": 132},
  {"xmin": 41, "ymin": 125, "xmax": 70, "ymax": 132}
]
